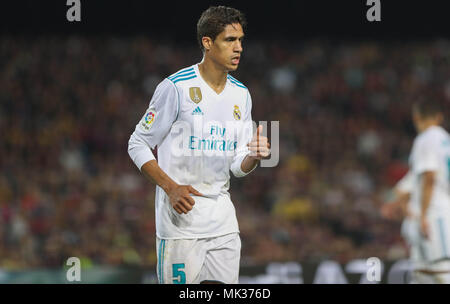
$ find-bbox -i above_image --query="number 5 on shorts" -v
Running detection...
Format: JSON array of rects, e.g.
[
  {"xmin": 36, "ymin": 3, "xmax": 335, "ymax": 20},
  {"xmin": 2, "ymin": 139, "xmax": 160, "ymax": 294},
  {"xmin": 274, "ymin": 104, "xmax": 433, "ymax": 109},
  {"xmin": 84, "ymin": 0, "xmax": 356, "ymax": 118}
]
[{"xmin": 172, "ymin": 263, "xmax": 186, "ymax": 284}]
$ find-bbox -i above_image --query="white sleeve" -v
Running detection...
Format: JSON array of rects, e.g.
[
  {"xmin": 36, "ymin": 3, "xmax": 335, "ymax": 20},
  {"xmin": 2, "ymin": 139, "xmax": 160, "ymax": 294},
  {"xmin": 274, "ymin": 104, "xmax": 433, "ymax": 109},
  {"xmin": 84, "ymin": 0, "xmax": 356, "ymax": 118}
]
[
  {"xmin": 414, "ymin": 136, "xmax": 440, "ymax": 174},
  {"xmin": 395, "ymin": 170, "xmax": 413, "ymax": 194},
  {"xmin": 230, "ymin": 90, "xmax": 257, "ymax": 178},
  {"xmin": 128, "ymin": 79, "xmax": 179, "ymax": 171}
]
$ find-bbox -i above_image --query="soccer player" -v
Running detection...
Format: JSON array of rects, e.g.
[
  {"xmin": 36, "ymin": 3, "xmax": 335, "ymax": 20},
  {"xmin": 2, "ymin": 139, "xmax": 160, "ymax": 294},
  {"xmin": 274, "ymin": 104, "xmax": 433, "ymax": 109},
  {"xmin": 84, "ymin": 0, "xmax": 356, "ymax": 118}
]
[
  {"xmin": 128, "ymin": 6, "xmax": 270, "ymax": 284},
  {"xmin": 406, "ymin": 100, "xmax": 450, "ymax": 283}
]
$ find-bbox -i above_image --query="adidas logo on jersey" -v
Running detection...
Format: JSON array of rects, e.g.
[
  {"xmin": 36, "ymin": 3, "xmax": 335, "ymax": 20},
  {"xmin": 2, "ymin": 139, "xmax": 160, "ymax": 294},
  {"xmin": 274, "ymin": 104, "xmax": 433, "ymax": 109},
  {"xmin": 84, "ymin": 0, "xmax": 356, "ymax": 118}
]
[{"xmin": 192, "ymin": 106, "xmax": 204, "ymax": 115}]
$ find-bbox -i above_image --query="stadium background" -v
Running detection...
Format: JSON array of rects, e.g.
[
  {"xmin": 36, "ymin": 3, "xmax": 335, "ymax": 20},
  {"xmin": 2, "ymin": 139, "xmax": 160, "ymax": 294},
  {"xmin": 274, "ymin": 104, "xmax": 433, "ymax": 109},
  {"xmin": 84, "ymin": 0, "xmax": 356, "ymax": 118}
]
[{"xmin": 0, "ymin": 0, "xmax": 449, "ymax": 283}]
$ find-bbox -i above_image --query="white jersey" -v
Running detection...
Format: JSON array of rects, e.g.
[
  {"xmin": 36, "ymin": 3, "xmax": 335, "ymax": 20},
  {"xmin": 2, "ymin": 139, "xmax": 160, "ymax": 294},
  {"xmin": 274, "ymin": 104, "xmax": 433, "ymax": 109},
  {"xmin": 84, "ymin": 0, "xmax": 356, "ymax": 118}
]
[
  {"xmin": 128, "ymin": 64, "xmax": 255, "ymax": 239},
  {"xmin": 408, "ymin": 125, "xmax": 450, "ymax": 217}
]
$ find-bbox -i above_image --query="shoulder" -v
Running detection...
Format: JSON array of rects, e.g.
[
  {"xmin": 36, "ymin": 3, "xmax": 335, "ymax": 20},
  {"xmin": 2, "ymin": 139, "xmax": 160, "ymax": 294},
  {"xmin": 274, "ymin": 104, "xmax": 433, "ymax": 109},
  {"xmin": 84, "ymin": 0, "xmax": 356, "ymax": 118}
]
[
  {"xmin": 414, "ymin": 126, "xmax": 445, "ymax": 152},
  {"xmin": 166, "ymin": 66, "xmax": 197, "ymax": 86},
  {"xmin": 431, "ymin": 126, "xmax": 450, "ymax": 149},
  {"xmin": 150, "ymin": 77, "xmax": 179, "ymax": 101},
  {"xmin": 227, "ymin": 74, "xmax": 248, "ymax": 90},
  {"xmin": 227, "ymin": 74, "xmax": 251, "ymax": 107},
  {"xmin": 421, "ymin": 127, "xmax": 444, "ymax": 143}
]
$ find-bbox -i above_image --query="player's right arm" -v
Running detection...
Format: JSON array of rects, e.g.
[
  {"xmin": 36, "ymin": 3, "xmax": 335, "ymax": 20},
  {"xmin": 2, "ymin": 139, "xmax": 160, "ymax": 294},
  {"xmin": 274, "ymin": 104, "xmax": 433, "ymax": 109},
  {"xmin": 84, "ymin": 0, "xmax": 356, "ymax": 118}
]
[
  {"xmin": 140, "ymin": 161, "xmax": 202, "ymax": 214},
  {"xmin": 128, "ymin": 79, "xmax": 202, "ymax": 214}
]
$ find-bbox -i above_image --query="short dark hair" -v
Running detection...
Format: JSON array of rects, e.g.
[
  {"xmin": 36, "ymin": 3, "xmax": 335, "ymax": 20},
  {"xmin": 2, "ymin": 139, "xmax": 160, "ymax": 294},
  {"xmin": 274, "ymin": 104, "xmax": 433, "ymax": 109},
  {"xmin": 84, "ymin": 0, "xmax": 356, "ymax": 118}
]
[
  {"xmin": 197, "ymin": 6, "xmax": 247, "ymax": 52},
  {"xmin": 412, "ymin": 99, "xmax": 443, "ymax": 118}
]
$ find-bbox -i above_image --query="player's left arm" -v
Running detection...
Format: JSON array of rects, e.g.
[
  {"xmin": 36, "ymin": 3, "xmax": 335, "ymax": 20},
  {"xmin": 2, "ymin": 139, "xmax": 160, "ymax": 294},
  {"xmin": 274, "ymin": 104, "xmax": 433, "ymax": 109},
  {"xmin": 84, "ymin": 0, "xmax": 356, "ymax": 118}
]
[
  {"xmin": 230, "ymin": 90, "xmax": 270, "ymax": 177},
  {"xmin": 420, "ymin": 170, "xmax": 436, "ymax": 239},
  {"xmin": 381, "ymin": 191, "xmax": 410, "ymax": 220},
  {"xmin": 382, "ymin": 170, "xmax": 414, "ymax": 220},
  {"xmin": 241, "ymin": 125, "xmax": 270, "ymax": 173}
]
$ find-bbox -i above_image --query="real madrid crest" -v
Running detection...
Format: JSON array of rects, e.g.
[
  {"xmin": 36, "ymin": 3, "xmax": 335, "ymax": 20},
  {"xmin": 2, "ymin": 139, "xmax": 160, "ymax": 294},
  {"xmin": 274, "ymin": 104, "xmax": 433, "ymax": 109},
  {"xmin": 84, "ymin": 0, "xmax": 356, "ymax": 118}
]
[
  {"xmin": 189, "ymin": 87, "xmax": 202, "ymax": 104},
  {"xmin": 233, "ymin": 105, "xmax": 241, "ymax": 120}
]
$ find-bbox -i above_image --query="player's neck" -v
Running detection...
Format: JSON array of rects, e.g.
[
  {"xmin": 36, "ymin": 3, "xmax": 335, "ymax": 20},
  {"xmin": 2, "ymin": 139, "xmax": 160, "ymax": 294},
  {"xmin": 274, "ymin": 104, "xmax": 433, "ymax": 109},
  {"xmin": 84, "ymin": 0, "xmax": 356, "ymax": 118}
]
[
  {"xmin": 419, "ymin": 122, "xmax": 439, "ymax": 133},
  {"xmin": 198, "ymin": 59, "xmax": 228, "ymax": 94}
]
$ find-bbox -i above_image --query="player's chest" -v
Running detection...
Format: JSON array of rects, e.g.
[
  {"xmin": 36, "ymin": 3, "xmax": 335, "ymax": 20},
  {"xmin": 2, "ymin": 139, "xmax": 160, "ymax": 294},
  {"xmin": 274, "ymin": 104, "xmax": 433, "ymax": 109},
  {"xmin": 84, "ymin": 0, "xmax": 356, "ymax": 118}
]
[{"xmin": 177, "ymin": 86, "xmax": 245, "ymax": 125}]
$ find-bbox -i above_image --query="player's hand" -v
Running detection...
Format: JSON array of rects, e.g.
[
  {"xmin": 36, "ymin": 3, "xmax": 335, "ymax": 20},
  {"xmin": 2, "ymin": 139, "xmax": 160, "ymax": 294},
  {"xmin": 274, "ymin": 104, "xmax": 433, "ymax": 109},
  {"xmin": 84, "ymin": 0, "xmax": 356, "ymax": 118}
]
[
  {"xmin": 166, "ymin": 184, "xmax": 203, "ymax": 214},
  {"xmin": 380, "ymin": 200, "xmax": 406, "ymax": 221},
  {"xmin": 420, "ymin": 216, "xmax": 429, "ymax": 239},
  {"xmin": 380, "ymin": 203, "xmax": 397, "ymax": 220},
  {"xmin": 247, "ymin": 125, "xmax": 270, "ymax": 160}
]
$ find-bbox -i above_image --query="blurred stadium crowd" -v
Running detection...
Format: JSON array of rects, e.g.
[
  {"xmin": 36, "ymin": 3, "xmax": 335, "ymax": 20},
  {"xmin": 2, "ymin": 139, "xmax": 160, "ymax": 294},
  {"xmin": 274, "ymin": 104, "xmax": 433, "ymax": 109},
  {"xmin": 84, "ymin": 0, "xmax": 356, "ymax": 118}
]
[{"xmin": 1, "ymin": 36, "xmax": 449, "ymax": 269}]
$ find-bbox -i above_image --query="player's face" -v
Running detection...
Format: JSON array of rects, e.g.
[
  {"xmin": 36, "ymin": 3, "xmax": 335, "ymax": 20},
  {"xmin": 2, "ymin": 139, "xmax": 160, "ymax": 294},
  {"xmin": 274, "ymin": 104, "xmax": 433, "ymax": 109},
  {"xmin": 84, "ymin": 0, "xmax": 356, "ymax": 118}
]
[{"xmin": 209, "ymin": 23, "xmax": 244, "ymax": 71}]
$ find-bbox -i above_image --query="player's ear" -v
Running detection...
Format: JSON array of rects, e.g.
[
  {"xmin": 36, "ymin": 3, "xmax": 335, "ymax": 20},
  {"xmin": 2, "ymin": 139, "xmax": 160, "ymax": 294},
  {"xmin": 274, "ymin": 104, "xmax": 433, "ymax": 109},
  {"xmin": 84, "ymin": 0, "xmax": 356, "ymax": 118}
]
[
  {"xmin": 436, "ymin": 113, "xmax": 444, "ymax": 124},
  {"xmin": 202, "ymin": 37, "xmax": 213, "ymax": 51}
]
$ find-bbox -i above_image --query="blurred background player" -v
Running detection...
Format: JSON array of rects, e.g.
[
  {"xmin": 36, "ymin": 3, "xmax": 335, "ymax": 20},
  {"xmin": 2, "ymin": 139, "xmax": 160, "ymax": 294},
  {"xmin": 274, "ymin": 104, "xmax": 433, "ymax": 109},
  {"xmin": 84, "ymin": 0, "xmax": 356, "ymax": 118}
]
[
  {"xmin": 382, "ymin": 100, "xmax": 450, "ymax": 283},
  {"xmin": 128, "ymin": 6, "xmax": 270, "ymax": 284},
  {"xmin": 406, "ymin": 100, "xmax": 450, "ymax": 283}
]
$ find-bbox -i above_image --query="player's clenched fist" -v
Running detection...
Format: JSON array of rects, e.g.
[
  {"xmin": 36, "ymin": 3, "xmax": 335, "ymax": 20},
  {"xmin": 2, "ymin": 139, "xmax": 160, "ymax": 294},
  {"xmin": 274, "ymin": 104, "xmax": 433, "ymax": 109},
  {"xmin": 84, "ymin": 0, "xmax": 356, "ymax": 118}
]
[
  {"xmin": 247, "ymin": 125, "xmax": 271, "ymax": 160},
  {"xmin": 167, "ymin": 184, "xmax": 203, "ymax": 214}
]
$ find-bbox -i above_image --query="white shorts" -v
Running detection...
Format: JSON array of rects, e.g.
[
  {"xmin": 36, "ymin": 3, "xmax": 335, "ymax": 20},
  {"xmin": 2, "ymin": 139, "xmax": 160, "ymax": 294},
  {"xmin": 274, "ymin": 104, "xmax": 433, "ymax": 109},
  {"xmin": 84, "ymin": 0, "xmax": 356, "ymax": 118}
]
[
  {"xmin": 405, "ymin": 212, "xmax": 450, "ymax": 270},
  {"xmin": 410, "ymin": 260, "xmax": 450, "ymax": 284},
  {"xmin": 156, "ymin": 233, "xmax": 241, "ymax": 284}
]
